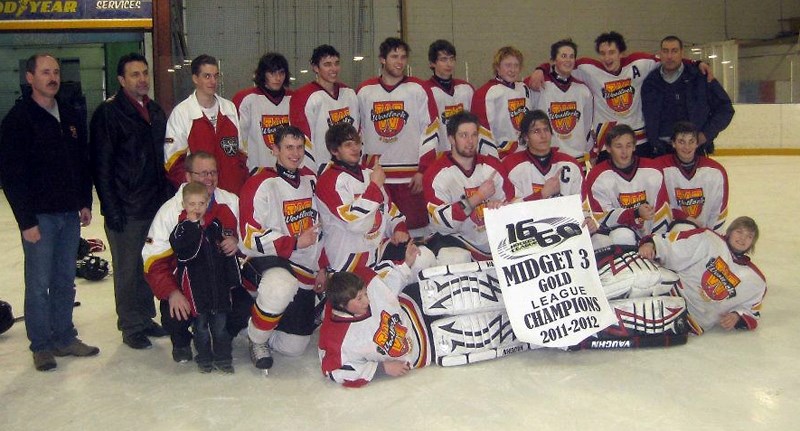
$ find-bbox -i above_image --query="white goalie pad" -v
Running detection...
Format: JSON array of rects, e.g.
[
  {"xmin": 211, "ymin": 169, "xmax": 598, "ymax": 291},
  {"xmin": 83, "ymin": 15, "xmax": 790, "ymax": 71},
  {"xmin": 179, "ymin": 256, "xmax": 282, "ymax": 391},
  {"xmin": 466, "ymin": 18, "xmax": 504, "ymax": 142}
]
[
  {"xmin": 428, "ymin": 310, "xmax": 532, "ymax": 367},
  {"xmin": 417, "ymin": 261, "xmax": 506, "ymax": 316},
  {"xmin": 596, "ymin": 248, "xmax": 680, "ymax": 299},
  {"xmin": 606, "ymin": 296, "xmax": 688, "ymax": 336}
]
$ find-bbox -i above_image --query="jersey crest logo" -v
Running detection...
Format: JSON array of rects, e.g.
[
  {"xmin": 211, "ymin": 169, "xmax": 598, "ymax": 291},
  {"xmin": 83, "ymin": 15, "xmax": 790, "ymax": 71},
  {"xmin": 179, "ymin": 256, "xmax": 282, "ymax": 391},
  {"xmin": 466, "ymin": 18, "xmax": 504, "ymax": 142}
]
[
  {"xmin": 327, "ymin": 107, "xmax": 355, "ymax": 127},
  {"xmin": 441, "ymin": 103, "xmax": 465, "ymax": 125},
  {"xmin": 548, "ymin": 101, "xmax": 580, "ymax": 135},
  {"xmin": 531, "ymin": 184, "xmax": 543, "ymax": 196},
  {"xmin": 354, "ymin": 193, "xmax": 384, "ymax": 240},
  {"xmin": 220, "ymin": 136, "xmax": 240, "ymax": 156},
  {"xmin": 618, "ymin": 191, "xmax": 647, "ymax": 209},
  {"xmin": 283, "ymin": 198, "xmax": 315, "ymax": 235},
  {"xmin": 373, "ymin": 310, "xmax": 409, "ymax": 357},
  {"xmin": 507, "ymin": 98, "xmax": 527, "ymax": 131},
  {"xmin": 675, "ymin": 188, "xmax": 706, "ymax": 218},
  {"xmin": 260, "ymin": 115, "xmax": 290, "ymax": 147},
  {"xmin": 601, "ymin": 78, "xmax": 635, "ymax": 113},
  {"xmin": 371, "ymin": 101, "xmax": 409, "ymax": 139},
  {"xmin": 464, "ymin": 186, "xmax": 488, "ymax": 228},
  {"xmin": 701, "ymin": 257, "xmax": 740, "ymax": 301}
]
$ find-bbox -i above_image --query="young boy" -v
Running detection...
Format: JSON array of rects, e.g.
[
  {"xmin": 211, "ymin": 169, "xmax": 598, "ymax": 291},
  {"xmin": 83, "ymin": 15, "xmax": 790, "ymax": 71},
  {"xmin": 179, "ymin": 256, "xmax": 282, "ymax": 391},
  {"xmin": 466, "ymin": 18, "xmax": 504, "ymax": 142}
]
[
  {"xmin": 639, "ymin": 216, "xmax": 766, "ymax": 334},
  {"xmin": 318, "ymin": 242, "xmax": 421, "ymax": 388},
  {"xmin": 169, "ymin": 182, "xmax": 241, "ymax": 373}
]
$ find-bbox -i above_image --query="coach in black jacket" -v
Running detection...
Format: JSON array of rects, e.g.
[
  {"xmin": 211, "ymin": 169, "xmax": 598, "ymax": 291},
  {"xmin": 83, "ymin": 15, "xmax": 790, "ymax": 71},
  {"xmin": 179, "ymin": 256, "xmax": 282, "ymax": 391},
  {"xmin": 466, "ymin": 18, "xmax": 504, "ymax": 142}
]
[{"xmin": 90, "ymin": 53, "xmax": 173, "ymax": 350}]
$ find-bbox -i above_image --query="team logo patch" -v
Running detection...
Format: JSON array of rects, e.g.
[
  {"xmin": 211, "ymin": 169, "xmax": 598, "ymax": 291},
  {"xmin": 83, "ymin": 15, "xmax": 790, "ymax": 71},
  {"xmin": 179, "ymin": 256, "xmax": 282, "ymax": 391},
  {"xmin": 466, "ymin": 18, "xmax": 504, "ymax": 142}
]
[
  {"xmin": 601, "ymin": 78, "xmax": 634, "ymax": 113},
  {"xmin": 675, "ymin": 188, "xmax": 706, "ymax": 218},
  {"xmin": 441, "ymin": 103, "xmax": 464, "ymax": 125},
  {"xmin": 327, "ymin": 107, "xmax": 355, "ymax": 127},
  {"xmin": 283, "ymin": 198, "xmax": 315, "ymax": 235},
  {"xmin": 373, "ymin": 310, "xmax": 409, "ymax": 357},
  {"xmin": 531, "ymin": 184, "xmax": 543, "ymax": 197},
  {"xmin": 701, "ymin": 257, "xmax": 740, "ymax": 301},
  {"xmin": 260, "ymin": 115, "xmax": 290, "ymax": 147},
  {"xmin": 618, "ymin": 191, "xmax": 647, "ymax": 209},
  {"xmin": 371, "ymin": 101, "xmax": 409, "ymax": 139},
  {"xmin": 220, "ymin": 136, "xmax": 240, "ymax": 156},
  {"xmin": 548, "ymin": 101, "xmax": 580, "ymax": 135},
  {"xmin": 507, "ymin": 98, "xmax": 527, "ymax": 131},
  {"xmin": 464, "ymin": 186, "xmax": 487, "ymax": 227}
]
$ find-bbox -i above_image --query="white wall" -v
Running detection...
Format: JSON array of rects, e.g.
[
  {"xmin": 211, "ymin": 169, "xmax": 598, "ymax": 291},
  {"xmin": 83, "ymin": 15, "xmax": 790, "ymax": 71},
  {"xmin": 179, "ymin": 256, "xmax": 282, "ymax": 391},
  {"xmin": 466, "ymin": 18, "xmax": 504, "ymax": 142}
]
[{"xmin": 716, "ymin": 104, "xmax": 800, "ymax": 150}]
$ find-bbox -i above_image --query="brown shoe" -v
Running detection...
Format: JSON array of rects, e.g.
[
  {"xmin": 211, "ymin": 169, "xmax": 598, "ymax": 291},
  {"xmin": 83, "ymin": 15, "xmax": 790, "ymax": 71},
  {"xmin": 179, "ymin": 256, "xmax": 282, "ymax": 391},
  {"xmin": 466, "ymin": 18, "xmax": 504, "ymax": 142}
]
[
  {"xmin": 53, "ymin": 339, "xmax": 100, "ymax": 357},
  {"xmin": 33, "ymin": 351, "xmax": 57, "ymax": 371}
]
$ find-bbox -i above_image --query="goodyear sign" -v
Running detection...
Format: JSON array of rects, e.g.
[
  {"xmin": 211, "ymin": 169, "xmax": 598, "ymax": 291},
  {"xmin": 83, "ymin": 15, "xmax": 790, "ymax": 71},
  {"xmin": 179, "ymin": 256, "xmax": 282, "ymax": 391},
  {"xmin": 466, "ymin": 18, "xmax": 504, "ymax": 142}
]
[{"xmin": 0, "ymin": 0, "xmax": 152, "ymax": 30}]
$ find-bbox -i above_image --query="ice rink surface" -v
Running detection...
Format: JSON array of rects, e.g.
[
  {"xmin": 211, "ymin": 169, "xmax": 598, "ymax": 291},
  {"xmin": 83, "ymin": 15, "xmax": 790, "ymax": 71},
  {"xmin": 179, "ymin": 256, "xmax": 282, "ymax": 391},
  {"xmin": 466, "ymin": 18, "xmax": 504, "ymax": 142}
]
[{"xmin": 0, "ymin": 156, "xmax": 797, "ymax": 431}]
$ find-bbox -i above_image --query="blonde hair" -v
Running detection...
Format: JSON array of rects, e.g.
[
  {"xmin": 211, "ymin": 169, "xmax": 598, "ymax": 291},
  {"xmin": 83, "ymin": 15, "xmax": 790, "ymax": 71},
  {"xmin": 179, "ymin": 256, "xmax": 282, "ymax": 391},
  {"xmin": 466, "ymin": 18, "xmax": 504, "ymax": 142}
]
[
  {"xmin": 492, "ymin": 46, "xmax": 523, "ymax": 74},
  {"xmin": 726, "ymin": 216, "xmax": 759, "ymax": 254},
  {"xmin": 182, "ymin": 181, "xmax": 210, "ymax": 201}
]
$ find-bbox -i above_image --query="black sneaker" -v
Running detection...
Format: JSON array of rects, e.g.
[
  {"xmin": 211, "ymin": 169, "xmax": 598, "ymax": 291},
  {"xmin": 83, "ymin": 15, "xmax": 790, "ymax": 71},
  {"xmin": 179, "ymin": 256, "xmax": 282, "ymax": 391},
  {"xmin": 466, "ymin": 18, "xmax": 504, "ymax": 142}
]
[
  {"xmin": 172, "ymin": 346, "xmax": 193, "ymax": 363},
  {"xmin": 214, "ymin": 362, "xmax": 235, "ymax": 374},
  {"xmin": 143, "ymin": 322, "xmax": 168, "ymax": 338},
  {"xmin": 122, "ymin": 332, "xmax": 152, "ymax": 350},
  {"xmin": 197, "ymin": 362, "xmax": 213, "ymax": 373}
]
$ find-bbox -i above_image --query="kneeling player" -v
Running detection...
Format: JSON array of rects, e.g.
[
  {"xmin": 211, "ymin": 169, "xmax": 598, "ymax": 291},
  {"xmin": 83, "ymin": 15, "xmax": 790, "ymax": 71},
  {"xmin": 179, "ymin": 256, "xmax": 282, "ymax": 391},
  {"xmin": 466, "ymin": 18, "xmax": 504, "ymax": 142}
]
[
  {"xmin": 638, "ymin": 216, "xmax": 766, "ymax": 334},
  {"xmin": 319, "ymin": 243, "xmax": 422, "ymax": 387}
]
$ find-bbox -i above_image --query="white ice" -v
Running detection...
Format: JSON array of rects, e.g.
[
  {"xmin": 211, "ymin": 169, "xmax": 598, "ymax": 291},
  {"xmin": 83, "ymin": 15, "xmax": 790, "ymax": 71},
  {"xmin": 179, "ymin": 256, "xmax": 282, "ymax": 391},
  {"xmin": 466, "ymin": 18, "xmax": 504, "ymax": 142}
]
[{"xmin": 0, "ymin": 156, "xmax": 798, "ymax": 430}]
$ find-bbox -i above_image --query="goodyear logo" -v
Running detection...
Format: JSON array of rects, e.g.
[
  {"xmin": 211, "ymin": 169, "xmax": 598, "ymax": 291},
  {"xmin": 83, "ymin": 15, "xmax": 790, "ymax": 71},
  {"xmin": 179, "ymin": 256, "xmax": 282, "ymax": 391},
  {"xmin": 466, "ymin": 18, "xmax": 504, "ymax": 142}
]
[
  {"xmin": 283, "ymin": 198, "xmax": 315, "ymax": 235},
  {"xmin": 548, "ymin": 101, "xmax": 580, "ymax": 135},
  {"xmin": 601, "ymin": 78, "xmax": 634, "ymax": 113},
  {"xmin": 618, "ymin": 191, "xmax": 646, "ymax": 209},
  {"xmin": 701, "ymin": 256, "xmax": 740, "ymax": 301},
  {"xmin": 371, "ymin": 101, "xmax": 408, "ymax": 139},
  {"xmin": 2, "ymin": 1, "xmax": 77, "ymax": 15},
  {"xmin": 507, "ymin": 98, "xmax": 527, "ymax": 131},
  {"xmin": 326, "ymin": 107, "xmax": 355, "ymax": 127},
  {"xmin": 675, "ymin": 187, "xmax": 705, "ymax": 218},
  {"xmin": 260, "ymin": 114, "xmax": 289, "ymax": 147},
  {"xmin": 441, "ymin": 103, "xmax": 464, "ymax": 125},
  {"xmin": 373, "ymin": 310, "xmax": 409, "ymax": 357}
]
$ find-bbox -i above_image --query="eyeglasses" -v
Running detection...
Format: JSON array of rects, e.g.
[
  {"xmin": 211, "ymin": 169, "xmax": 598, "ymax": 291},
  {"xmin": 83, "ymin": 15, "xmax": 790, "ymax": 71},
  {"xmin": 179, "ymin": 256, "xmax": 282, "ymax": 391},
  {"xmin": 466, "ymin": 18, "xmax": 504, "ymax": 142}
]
[{"xmin": 189, "ymin": 170, "xmax": 218, "ymax": 178}]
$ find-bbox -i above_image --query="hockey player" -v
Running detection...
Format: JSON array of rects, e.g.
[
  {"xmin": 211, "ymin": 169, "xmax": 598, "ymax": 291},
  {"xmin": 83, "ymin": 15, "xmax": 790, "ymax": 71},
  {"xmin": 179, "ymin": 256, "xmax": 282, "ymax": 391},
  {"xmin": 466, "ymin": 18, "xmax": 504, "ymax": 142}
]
[
  {"xmin": 232, "ymin": 52, "xmax": 292, "ymax": 172},
  {"xmin": 318, "ymin": 242, "xmax": 422, "ymax": 387},
  {"xmin": 357, "ymin": 37, "xmax": 440, "ymax": 231},
  {"xmin": 424, "ymin": 40, "xmax": 479, "ymax": 154},
  {"xmin": 424, "ymin": 111, "xmax": 514, "ymax": 264},
  {"xmin": 583, "ymin": 124, "xmax": 671, "ymax": 247},
  {"xmin": 290, "ymin": 45, "xmax": 359, "ymax": 174},
  {"xmin": 657, "ymin": 121, "xmax": 728, "ymax": 233},
  {"xmin": 638, "ymin": 216, "xmax": 766, "ymax": 334},
  {"xmin": 472, "ymin": 46, "xmax": 535, "ymax": 159},
  {"xmin": 164, "ymin": 54, "xmax": 248, "ymax": 194},
  {"xmin": 316, "ymin": 123, "xmax": 435, "ymax": 274},
  {"xmin": 238, "ymin": 126, "xmax": 327, "ymax": 372},
  {"xmin": 143, "ymin": 152, "xmax": 241, "ymax": 364},
  {"xmin": 528, "ymin": 39, "xmax": 594, "ymax": 167}
]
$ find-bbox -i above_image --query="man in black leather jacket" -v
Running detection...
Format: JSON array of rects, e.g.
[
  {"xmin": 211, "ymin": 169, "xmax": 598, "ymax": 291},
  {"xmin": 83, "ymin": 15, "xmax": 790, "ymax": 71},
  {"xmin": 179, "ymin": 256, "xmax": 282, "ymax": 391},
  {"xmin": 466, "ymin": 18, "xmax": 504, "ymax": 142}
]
[{"xmin": 89, "ymin": 53, "xmax": 173, "ymax": 350}]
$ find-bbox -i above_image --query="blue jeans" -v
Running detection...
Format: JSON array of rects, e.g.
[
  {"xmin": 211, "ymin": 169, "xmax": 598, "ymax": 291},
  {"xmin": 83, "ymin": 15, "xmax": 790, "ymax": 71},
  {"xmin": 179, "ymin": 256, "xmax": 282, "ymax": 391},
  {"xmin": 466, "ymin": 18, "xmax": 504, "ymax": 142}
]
[
  {"xmin": 193, "ymin": 312, "xmax": 232, "ymax": 366},
  {"xmin": 22, "ymin": 212, "xmax": 80, "ymax": 352}
]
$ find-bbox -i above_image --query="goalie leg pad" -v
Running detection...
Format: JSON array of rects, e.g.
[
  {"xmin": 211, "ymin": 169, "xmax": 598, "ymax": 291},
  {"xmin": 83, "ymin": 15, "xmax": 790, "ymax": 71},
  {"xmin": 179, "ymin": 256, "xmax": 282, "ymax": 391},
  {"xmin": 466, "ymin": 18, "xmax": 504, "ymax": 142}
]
[
  {"xmin": 428, "ymin": 310, "xmax": 527, "ymax": 367},
  {"xmin": 598, "ymin": 296, "xmax": 688, "ymax": 338},
  {"xmin": 435, "ymin": 247, "xmax": 473, "ymax": 266},
  {"xmin": 418, "ymin": 261, "xmax": 505, "ymax": 316}
]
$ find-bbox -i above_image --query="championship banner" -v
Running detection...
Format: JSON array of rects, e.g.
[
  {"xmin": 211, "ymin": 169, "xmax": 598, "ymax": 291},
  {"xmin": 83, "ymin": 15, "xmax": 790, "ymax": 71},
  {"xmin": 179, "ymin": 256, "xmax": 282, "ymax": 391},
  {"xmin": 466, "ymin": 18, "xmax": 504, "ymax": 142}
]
[
  {"xmin": 484, "ymin": 195, "xmax": 615, "ymax": 348},
  {"xmin": 0, "ymin": 0, "xmax": 152, "ymax": 30}
]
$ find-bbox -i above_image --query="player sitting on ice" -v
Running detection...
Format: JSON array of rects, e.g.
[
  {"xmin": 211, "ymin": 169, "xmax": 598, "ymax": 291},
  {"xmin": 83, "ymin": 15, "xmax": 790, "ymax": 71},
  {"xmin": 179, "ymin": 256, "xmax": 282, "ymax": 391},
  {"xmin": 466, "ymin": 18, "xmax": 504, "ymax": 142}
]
[
  {"xmin": 638, "ymin": 216, "xmax": 766, "ymax": 334},
  {"xmin": 319, "ymin": 242, "xmax": 422, "ymax": 387}
]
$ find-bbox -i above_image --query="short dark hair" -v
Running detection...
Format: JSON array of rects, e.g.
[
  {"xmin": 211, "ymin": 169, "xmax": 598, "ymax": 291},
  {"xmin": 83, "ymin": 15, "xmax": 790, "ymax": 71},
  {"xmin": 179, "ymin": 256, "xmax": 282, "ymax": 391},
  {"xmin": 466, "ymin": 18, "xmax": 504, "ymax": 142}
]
[
  {"xmin": 446, "ymin": 111, "xmax": 480, "ymax": 137},
  {"xmin": 185, "ymin": 151, "xmax": 217, "ymax": 172},
  {"xmin": 661, "ymin": 35, "xmax": 684, "ymax": 50},
  {"xmin": 191, "ymin": 54, "xmax": 218, "ymax": 76},
  {"xmin": 25, "ymin": 54, "xmax": 57, "ymax": 74},
  {"xmin": 605, "ymin": 124, "xmax": 636, "ymax": 147},
  {"xmin": 274, "ymin": 125, "xmax": 305, "ymax": 148},
  {"xmin": 254, "ymin": 52, "xmax": 290, "ymax": 89},
  {"xmin": 325, "ymin": 122, "xmax": 360, "ymax": 155},
  {"xmin": 595, "ymin": 31, "xmax": 626, "ymax": 53},
  {"xmin": 326, "ymin": 272, "xmax": 365, "ymax": 313},
  {"xmin": 519, "ymin": 109, "xmax": 552, "ymax": 144},
  {"xmin": 550, "ymin": 39, "xmax": 577, "ymax": 61},
  {"xmin": 311, "ymin": 45, "xmax": 340, "ymax": 66},
  {"xmin": 671, "ymin": 121, "xmax": 698, "ymax": 140},
  {"xmin": 428, "ymin": 39, "xmax": 456, "ymax": 64},
  {"xmin": 379, "ymin": 37, "xmax": 410, "ymax": 59},
  {"xmin": 117, "ymin": 53, "xmax": 148, "ymax": 77}
]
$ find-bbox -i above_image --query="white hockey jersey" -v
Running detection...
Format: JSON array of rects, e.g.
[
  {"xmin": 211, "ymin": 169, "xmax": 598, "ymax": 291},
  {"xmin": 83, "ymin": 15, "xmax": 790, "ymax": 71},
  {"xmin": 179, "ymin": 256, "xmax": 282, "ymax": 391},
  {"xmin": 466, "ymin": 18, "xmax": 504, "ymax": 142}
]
[
  {"xmin": 532, "ymin": 74, "xmax": 594, "ymax": 160},
  {"xmin": 472, "ymin": 78, "xmax": 536, "ymax": 158},
  {"xmin": 357, "ymin": 76, "xmax": 440, "ymax": 184},
  {"xmin": 657, "ymin": 154, "xmax": 729, "ymax": 233},
  {"xmin": 502, "ymin": 148, "xmax": 583, "ymax": 201},
  {"xmin": 290, "ymin": 81, "xmax": 359, "ymax": 174},
  {"xmin": 651, "ymin": 228, "xmax": 766, "ymax": 333},
  {"xmin": 425, "ymin": 77, "xmax": 475, "ymax": 153},
  {"xmin": 232, "ymin": 87, "xmax": 292, "ymax": 172}
]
